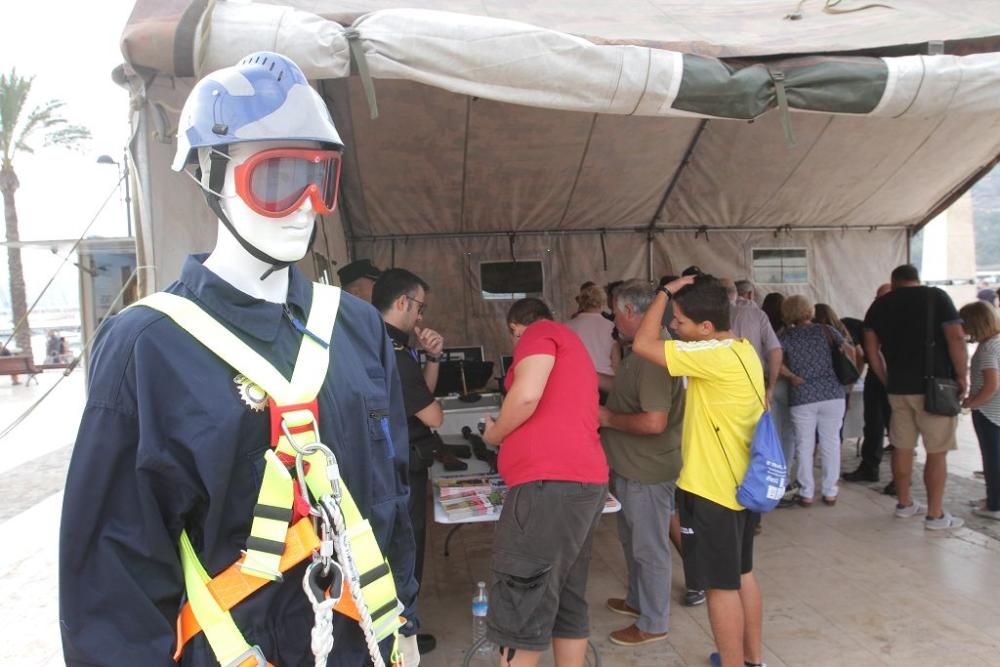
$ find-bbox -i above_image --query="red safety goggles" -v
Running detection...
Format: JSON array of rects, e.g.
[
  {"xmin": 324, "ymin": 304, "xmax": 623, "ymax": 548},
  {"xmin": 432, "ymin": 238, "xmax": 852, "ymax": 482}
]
[{"xmin": 233, "ymin": 148, "xmax": 342, "ymax": 218}]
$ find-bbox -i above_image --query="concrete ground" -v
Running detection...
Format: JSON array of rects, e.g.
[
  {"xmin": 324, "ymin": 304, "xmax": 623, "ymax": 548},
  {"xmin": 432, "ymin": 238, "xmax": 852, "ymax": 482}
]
[{"xmin": 2, "ymin": 371, "xmax": 999, "ymax": 667}]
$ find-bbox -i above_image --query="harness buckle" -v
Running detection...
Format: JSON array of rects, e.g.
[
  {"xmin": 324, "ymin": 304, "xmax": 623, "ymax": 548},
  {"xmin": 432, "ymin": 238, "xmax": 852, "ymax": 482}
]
[{"xmin": 224, "ymin": 645, "xmax": 266, "ymax": 667}]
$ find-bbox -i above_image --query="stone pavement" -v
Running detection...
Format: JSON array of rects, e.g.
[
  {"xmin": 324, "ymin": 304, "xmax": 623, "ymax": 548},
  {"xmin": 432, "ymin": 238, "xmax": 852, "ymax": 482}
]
[{"xmin": 1, "ymin": 370, "xmax": 999, "ymax": 666}]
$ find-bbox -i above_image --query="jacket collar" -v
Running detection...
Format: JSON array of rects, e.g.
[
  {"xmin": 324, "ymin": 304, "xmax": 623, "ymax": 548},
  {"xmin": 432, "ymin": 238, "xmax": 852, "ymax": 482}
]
[
  {"xmin": 384, "ymin": 322, "xmax": 411, "ymax": 349},
  {"xmin": 176, "ymin": 254, "xmax": 312, "ymax": 343}
]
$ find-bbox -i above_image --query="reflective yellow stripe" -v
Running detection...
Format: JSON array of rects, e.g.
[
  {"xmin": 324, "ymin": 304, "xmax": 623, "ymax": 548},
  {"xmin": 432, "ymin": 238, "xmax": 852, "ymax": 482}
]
[
  {"xmin": 290, "ymin": 283, "xmax": 341, "ymax": 395},
  {"xmin": 241, "ymin": 450, "xmax": 294, "ymax": 581},
  {"xmin": 138, "ymin": 284, "xmax": 402, "ymax": 663},
  {"xmin": 134, "ymin": 283, "xmax": 340, "ymax": 404},
  {"xmin": 178, "ymin": 530, "xmax": 253, "ymax": 664}
]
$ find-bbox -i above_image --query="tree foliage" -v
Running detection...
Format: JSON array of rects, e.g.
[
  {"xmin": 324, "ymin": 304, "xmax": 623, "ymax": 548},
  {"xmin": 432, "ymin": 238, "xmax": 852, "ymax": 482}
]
[{"xmin": 1, "ymin": 68, "xmax": 90, "ymax": 359}]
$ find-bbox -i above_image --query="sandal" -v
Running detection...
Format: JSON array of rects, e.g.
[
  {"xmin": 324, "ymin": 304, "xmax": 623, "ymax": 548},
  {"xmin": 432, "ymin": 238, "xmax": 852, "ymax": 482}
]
[
  {"xmin": 794, "ymin": 495, "xmax": 814, "ymax": 507},
  {"xmin": 822, "ymin": 496, "xmax": 837, "ymax": 506}
]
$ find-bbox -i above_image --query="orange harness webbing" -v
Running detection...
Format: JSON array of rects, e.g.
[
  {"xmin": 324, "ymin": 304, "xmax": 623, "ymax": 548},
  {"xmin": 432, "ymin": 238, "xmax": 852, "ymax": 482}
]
[{"xmin": 173, "ymin": 519, "xmax": 362, "ymax": 660}]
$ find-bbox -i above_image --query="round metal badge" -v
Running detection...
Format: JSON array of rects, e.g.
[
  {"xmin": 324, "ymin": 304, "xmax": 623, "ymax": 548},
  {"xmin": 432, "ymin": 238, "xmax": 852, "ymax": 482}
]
[{"xmin": 234, "ymin": 374, "xmax": 268, "ymax": 411}]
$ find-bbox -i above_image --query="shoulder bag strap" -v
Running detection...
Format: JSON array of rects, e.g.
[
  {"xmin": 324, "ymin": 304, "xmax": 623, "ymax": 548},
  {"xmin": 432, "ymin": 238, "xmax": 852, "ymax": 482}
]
[
  {"xmin": 924, "ymin": 287, "xmax": 936, "ymax": 381},
  {"xmin": 710, "ymin": 345, "xmax": 767, "ymax": 488}
]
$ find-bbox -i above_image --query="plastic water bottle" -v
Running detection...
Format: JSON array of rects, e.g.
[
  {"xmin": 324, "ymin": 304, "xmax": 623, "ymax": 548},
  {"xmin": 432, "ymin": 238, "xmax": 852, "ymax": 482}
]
[{"xmin": 472, "ymin": 581, "xmax": 492, "ymax": 656}]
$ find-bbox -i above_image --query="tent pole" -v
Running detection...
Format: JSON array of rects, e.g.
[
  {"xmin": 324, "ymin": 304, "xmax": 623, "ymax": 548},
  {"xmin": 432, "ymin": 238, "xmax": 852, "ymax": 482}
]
[
  {"xmin": 460, "ymin": 96, "xmax": 472, "ymax": 231},
  {"xmin": 909, "ymin": 151, "xmax": 1000, "ymax": 235},
  {"xmin": 645, "ymin": 119, "xmax": 709, "ymax": 231},
  {"xmin": 557, "ymin": 114, "xmax": 598, "ymax": 227},
  {"xmin": 646, "ymin": 231, "xmax": 654, "ymax": 282}
]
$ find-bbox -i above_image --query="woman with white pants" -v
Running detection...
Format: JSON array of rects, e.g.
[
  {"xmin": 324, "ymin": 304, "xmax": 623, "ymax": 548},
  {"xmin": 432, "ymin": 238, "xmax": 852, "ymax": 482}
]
[{"xmin": 779, "ymin": 295, "xmax": 856, "ymax": 506}]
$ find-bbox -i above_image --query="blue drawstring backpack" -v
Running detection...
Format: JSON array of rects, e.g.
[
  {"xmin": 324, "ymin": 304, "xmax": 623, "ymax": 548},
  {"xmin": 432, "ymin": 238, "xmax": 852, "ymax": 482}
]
[
  {"xmin": 736, "ymin": 411, "xmax": 787, "ymax": 513},
  {"xmin": 713, "ymin": 348, "xmax": 788, "ymax": 513}
]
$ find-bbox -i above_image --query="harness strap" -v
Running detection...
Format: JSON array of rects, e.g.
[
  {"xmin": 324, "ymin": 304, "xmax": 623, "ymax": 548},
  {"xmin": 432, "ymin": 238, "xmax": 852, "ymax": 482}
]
[
  {"xmin": 175, "ymin": 518, "xmax": 319, "ymax": 659},
  {"xmin": 178, "ymin": 529, "xmax": 275, "ymax": 667},
  {"xmin": 137, "ymin": 284, "xmax": 341, "ymax": 405},
  {"xmin": 240, "ymin": 450, "xmax": 294, "ymax": 581}
]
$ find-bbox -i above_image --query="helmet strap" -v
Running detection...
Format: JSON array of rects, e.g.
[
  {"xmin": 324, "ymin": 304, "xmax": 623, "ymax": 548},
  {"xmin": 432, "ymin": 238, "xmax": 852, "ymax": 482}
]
[{"xmin": 204, "ymin": 146, "xmax": 298, "ymax": 281}]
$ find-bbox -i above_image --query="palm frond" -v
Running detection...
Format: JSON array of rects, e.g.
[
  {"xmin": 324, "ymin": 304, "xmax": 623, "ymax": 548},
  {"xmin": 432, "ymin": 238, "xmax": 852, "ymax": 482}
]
[
  {"xmin": 0, "ymin": 68, "xmax": 35, "ymax": 162},
  {"xmin": 0, "ymin": 68, "xmax": 89, "ymax": 162},
  {"xmin": 15, "ymin": 99, "xmax": 69, "ymax": 153},
  {"xmin": 45, "ymin": 124, "xmax": 91, "ymax": 149}
]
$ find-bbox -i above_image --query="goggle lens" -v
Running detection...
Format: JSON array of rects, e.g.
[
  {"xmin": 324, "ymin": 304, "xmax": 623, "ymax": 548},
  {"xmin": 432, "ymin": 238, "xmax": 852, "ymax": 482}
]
[{"xmin": 236, "ymin": 149, "xmax": 342, "ymax": 217}]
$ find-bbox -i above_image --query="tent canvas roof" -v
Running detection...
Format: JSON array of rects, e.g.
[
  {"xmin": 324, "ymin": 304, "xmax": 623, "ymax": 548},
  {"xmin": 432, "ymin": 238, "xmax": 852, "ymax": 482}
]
[{"xmin": 117, "ymin": 1, "xmax": 1000, "ymax": 344}]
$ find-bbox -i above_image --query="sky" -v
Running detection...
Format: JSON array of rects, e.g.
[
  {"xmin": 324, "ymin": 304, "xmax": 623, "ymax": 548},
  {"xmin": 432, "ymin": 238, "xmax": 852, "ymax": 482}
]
[{"xmin": 1, "ymin": 0, "xmax": 135, "ymax": 312}]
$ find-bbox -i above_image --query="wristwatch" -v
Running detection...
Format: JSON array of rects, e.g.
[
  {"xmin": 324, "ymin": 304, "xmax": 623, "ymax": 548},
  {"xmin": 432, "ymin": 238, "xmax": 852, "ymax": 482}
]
[
  {"xmin": 657, "ymin": 286, "xmax": 673, "ymax": 299},
  {"xmin": 425, "ymin": 353, "xmax": 443, "ymax": 363}
]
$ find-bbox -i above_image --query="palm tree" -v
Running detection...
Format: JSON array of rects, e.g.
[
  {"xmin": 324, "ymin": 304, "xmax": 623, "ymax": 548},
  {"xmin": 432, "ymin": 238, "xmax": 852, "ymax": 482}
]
[{"xmin": 1, "ymin": 68, "xmax": 89, "ymax": 359}]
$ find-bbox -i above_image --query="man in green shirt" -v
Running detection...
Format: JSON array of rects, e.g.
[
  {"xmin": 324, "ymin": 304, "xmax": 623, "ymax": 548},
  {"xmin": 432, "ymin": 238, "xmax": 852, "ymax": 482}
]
[{"xmin": 599, "ymin": 279, "xmax": 686, "ymax": 647}]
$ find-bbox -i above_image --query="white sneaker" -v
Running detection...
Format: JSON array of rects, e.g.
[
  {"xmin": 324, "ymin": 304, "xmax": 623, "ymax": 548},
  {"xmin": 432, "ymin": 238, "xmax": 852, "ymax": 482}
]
[
  {"xmin": 925, "ymin": 512, "xmax": 965, "ymax": 530},
  {"xmin": 972, "ymin": 508, "xmax": 1000, "ymax": 521},
  {"xmin": 894, "ymin": 502, "xmax": 925, "ymax": 518}
]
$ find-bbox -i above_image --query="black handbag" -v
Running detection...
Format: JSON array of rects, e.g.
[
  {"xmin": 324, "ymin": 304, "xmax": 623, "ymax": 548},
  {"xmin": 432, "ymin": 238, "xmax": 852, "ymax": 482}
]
[
  {"xmin": 821, "ymin": 325, "xmax": 860, "ymax": 386},
  {"xmin": 923, "ymin": 289, "xmax": 961, "ymax": 417}
]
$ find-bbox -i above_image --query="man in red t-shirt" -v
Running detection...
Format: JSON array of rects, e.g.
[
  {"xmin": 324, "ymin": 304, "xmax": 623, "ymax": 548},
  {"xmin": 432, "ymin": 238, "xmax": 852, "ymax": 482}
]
[{"xmin": 482, "ymin": 297, "xmax": 609, "ymax": 667}]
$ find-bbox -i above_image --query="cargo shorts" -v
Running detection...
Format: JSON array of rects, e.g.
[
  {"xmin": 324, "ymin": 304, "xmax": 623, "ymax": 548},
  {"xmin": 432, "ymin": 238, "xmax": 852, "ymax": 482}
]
[{"xmin": 486, "ymin": 480, "xmax": 607, "ymax": 652}]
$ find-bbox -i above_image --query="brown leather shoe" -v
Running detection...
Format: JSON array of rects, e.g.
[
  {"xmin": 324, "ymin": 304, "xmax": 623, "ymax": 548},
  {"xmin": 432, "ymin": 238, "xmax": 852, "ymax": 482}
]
[
  {"xmin": 605, "ymin": 598, "xmax": 639, "ymax": 618},
  {"xmin": 609, "ymin": 623, "xmax": 668, "ymax": 646}
]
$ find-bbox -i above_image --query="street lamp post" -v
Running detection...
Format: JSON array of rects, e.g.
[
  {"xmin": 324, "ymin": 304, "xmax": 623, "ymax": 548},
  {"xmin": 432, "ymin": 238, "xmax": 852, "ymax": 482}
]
[{"xmin": 96, "ymin": 151, "xmax": 133, "ymax": 237}]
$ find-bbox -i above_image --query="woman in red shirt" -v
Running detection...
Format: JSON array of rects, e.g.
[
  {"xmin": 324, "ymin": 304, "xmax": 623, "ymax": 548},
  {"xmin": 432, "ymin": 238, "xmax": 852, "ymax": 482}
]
[{"xmin": 482, "ymin": 298, "xmax": 609, "ymax": 667}]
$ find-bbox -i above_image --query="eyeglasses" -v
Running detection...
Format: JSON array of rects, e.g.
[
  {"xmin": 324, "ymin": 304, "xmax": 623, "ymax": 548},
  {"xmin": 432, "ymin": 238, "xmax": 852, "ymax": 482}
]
[
  {"xmin": 233, "ymin": 147, "xmax": 342, "ymax": 218},
  {"xmin": 406, "ymin": 295, "xmax": 426, "ymax": 315}
]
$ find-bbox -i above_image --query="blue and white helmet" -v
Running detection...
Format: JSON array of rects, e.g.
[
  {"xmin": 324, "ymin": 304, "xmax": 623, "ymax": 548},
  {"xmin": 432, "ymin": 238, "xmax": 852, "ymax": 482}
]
[{"xmin": 171, "ymin": 52, "xmax": 343, "ymax": 172}]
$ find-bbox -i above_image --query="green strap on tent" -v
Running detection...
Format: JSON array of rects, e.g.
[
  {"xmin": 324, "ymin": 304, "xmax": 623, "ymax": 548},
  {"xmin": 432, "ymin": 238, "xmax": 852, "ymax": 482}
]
[
  {"xmin": 345, "ymin": 28, "xmax": 379, "ymax": 120},
  {"xmin": 768, "ymin": 69, "xmax": 796, "ymax": 147}
]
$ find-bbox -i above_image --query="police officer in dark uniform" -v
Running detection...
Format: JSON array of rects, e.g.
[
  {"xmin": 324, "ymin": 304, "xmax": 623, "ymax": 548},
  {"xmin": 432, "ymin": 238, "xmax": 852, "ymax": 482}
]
[
  {"xmin": 373, "ymin": 268, "xmax": 444, "ymax": 655},
  {"xmin": 338, "ymin": 259, "xmax": 382, "ymax": 303},
  {"xmin": 59, "ymin": 53, "xmax": 420, "ymax": 666}
]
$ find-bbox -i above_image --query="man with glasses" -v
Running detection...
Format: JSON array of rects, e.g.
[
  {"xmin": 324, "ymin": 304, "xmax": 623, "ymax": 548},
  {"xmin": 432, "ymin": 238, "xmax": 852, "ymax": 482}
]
[{"xmin": 374, "ymin": 268, "xmax": 445, "ymax": 655}]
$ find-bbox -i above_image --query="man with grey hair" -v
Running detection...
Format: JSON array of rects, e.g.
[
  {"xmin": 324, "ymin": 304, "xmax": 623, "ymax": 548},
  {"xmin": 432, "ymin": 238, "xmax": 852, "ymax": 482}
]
[
  {"xmin": 599, "ymin": 279, "xmax": 687, "ymax": 646},
  {"xmin": 735, "ymin": 279, "xmax": 756, "ymax": 304},
  {"xmin": 722, "ymin": 278, "xmax": 782, "ymax": 406}
]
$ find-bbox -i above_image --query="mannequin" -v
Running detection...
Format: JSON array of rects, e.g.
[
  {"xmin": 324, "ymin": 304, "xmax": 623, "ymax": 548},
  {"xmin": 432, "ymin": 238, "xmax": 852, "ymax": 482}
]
[
  {"xmin": 59, "ymin": 52, "xmax": 420, "ymax": 667},
  {"xmin": 202, "ymin": 140, "xmax": 320, "ymax": 303}
]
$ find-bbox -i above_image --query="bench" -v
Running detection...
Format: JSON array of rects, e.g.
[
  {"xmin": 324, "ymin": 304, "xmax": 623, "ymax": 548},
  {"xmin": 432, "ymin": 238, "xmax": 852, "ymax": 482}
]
[{"xmin": 0, "ymin": 355, "xmax": 40, "ymax": 385}]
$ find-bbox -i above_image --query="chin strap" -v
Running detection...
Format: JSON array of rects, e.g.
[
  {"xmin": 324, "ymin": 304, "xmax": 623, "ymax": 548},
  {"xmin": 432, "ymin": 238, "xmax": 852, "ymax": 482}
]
[{"xmin": 204, "ymin": 147, "xmax": 315, "ymax": 280}]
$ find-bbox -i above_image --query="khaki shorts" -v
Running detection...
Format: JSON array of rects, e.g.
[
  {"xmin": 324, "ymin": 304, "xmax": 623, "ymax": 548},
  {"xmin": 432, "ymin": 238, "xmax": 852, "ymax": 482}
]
[{"xmin": 888, "ymin": 394, "xmax": 958, "ymax": 453}]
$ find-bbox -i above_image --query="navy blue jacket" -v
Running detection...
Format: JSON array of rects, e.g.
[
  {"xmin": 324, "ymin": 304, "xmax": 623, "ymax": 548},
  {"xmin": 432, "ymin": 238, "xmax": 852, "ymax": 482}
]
[{"xmin": 59, "ymin": 256, "xmax": 418, "ymax": 666}]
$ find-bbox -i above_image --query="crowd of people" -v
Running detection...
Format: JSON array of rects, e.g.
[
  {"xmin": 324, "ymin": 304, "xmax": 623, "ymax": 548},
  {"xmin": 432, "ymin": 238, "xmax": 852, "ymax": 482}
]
[
  {"xmin": 352, "ymin": 255, "xmax": 999, "ymax": 667},
  {"xmin": 48, "ymin": 51, "xmax": 1000, "ymax": 667}
]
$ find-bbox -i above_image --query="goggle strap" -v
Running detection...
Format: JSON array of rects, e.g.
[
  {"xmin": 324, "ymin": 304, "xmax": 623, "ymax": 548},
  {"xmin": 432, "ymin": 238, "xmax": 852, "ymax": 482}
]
[{"xmin": 201, "ymin": 148, "xmax": 295, "ymax": 278}]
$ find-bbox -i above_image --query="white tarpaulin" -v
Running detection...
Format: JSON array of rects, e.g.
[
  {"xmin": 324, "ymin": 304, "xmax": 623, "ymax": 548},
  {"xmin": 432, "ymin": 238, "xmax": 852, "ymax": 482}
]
[{"xmin": 118, "ymin": 0, "xmax": 1000, "ymax": 365}]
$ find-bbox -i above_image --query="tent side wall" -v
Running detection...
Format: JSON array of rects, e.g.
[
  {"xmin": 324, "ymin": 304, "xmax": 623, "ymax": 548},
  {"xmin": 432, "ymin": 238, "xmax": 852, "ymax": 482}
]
[{"xmin": 355, "ymin": 228, "xmax": 905, "ymax": 364}]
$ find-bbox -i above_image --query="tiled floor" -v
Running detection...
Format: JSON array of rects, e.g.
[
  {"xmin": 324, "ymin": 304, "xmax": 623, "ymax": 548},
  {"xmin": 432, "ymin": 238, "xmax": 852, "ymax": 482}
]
[{"xmin": 1, "ymin": 371, "xmax": 999, "ymax": 667}]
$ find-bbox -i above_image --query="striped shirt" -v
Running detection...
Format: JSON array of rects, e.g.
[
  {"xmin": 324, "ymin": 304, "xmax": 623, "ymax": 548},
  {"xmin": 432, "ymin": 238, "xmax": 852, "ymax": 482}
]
[{"xmin": 971, "ymin": 336, "xmax": 1000, "ymax": 426}]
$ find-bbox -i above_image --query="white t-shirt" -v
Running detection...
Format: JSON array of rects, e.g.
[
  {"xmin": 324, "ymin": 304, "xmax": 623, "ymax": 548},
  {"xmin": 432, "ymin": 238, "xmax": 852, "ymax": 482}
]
[{"xmin": 566, "ymin": 312, "xmax": 615, "ymax": 376}]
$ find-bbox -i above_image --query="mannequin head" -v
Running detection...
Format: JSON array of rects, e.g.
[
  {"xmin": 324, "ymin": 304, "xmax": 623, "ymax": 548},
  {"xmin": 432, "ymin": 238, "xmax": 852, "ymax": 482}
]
[
  {"xmin": 173, "ymin": 52, "xmax": 344, "ymax": 281},
  {"xmin": 200, "ymin": 139, "xmax": 322, "ymax": 263}
]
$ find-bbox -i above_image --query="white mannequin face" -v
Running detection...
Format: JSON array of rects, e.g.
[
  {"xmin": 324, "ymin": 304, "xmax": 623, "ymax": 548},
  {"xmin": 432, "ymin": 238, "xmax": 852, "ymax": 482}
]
[{"xmin": 218, "ymin": 139, "xmax": 321, "ymax": 262}]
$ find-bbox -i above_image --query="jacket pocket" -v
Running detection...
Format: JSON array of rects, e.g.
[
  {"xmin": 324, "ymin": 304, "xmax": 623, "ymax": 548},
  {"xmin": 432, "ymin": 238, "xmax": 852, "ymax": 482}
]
[
  {"xmin": 364, "ymin": 391, "xmax": 393, "ymax": 460},
  {"xmin": 488, "ymin": 550, "xmax": 553, "ymax": 641}
]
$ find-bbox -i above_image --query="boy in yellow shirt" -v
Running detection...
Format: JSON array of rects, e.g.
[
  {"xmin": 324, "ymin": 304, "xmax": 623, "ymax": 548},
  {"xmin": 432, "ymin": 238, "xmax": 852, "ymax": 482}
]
[{"xmin": 633, "ymin": 274, "xmax": 766, "ymax": 667}]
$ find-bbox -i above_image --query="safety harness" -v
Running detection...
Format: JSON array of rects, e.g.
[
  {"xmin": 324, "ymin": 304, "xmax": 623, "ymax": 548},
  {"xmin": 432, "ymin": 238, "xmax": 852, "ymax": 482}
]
[{"xmin": 136, "ymin": 284, "xmax": 404, "ymax": 667}]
